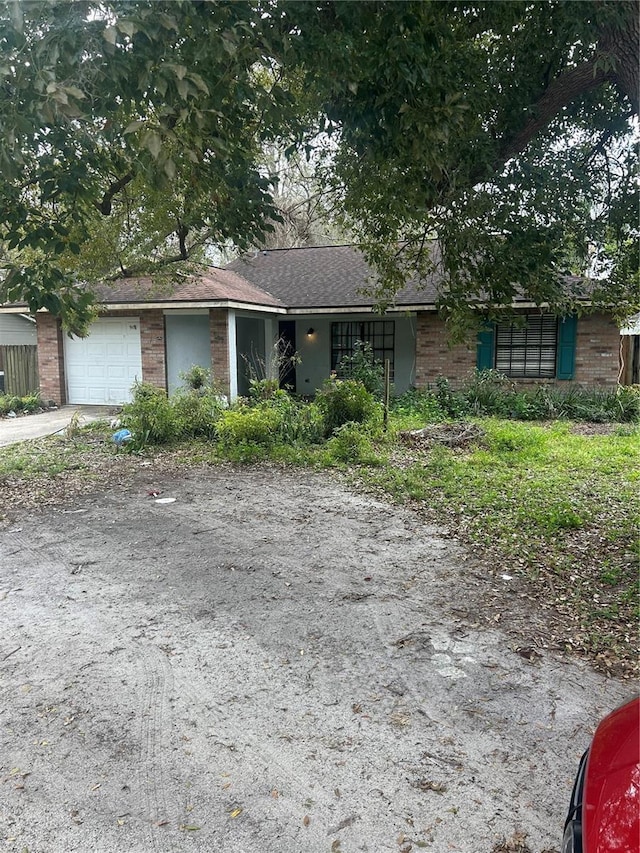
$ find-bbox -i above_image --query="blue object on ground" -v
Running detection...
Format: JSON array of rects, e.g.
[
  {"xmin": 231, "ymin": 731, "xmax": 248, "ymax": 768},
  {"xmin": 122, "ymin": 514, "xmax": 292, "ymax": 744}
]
[{"xmin": 112, "ymin": 428, "xmax": 132, "ymax": 446}]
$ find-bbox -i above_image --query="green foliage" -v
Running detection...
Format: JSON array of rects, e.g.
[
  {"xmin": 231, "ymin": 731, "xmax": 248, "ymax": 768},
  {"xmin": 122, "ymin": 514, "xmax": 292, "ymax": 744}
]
[
  {"xmin": 434, "ymin": 377, "xmax": 470, "ymax": 419},
  {"xmin": 171, "ymin": 388, "xmax": 226, "ymax": 439},
  {"xmin": 615, "ymin": 385, "xmax": 640, "ymax": 422},
  {"xmin": 298, "ymin": 1, "xmax": 639, "ymax": 332},
  {"xmin": 367, "ymin": 418, "xmax": 639, "ymax": 670},
  {"xmin": 0, "ymin": 2, "xmax": 636, "ymax": 333},
  {"xmin": 0, "ymin": 391, "xmax": 42, "ymax": 415},
  {"xmin": 248, "ymin": 378, "xmax": 281, "ymax": 402},
  {"xmin": 216, "ymin": 391, "xmax": 324, "ymax": 456},
  {"xmin": 216, "ymin": 406, "xmax": 281, "ymax": 451},
  {"xmin": 121, "ymin": 382, "xmax": 177, "ymax": 447},
  {"xmin": 325, "ymin": 422, "xmax": 382, "ymax": 466},
  {"xmin": 390, "ymin": 388, "xmax": 447, "ymax": 428},
  {"xmin": 180, "ymin": 364, "xmax": 211, "ymax": 391},
  {"xmin": 244, "ymin": 336, "xmax": 302, "ymax": 399},
  {"xmin": 121, "ymin": 374, "xmax": 230, "ymax": 447},
  {"xmin": 337, "ymin": 340, "xmax": 385, "ymax": 397},
  {"xmin": 315, "ymin": 379, "xmax": 380, "ymax": 436},
  {"xmin": 390, "ymin": 372, "xmax": 640, "ymax": 425},
  {"xmin": 0, "ymin": 0, "xmax": 301, "ymax": 332}
]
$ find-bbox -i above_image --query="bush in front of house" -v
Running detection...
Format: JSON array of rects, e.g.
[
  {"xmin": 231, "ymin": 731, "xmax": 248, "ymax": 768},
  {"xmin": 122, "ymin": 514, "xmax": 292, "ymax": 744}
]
[
  {"xmin": 171, "ymin": 387, "xmax": 228, "ymax": 439},
  {"xmin": 216, "ymin": 405, "xmax": 281, "ymax": 451},
  {"xmin": 0, "ymin": 391, "xmax": 42, "ymax": 416},
  {"xmin": 216, "ymin": 391, "xmax": 325, "ymax": 454},
  {"xmin": 314, "ymin": 378, "xmax": 381, "ymax": 436},
  {"xmin": 337, "ymin": 340, "xmax": 385, "ymax": 397},
  {"xmin": 121, "ymin": 382, "xmax": 178, "ymax": 446},
  {"xmin": 393, "ymin": 371, "xmax": 640, "ymax": 424},
  {"xmin": 614, "ymin": 384, "xmax": 640, "ymax": 422},
  {"xmin": 324, "ymin": 421, "xmax": 383, "ymax": 465}
]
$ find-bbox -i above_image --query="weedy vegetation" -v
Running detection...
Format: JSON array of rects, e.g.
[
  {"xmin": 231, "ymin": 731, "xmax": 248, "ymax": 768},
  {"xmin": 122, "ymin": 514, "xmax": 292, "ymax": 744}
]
[{"xmin": 1, "ymin": 368, "xmax": 638, "ymax": 676}]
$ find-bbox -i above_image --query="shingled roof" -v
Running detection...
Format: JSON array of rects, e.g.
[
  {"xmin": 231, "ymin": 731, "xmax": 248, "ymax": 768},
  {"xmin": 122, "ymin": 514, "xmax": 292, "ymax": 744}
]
[
  {"xmin": 226, "ymin": 245, "xmax": 438, "ymax": 310},
  {"xmin": 1, "ymin": 244, "xmax": 591, "ymax": 315},
  {"xmin": 93, "ymin": 268, "xmax": 284, "ymax": 309}
]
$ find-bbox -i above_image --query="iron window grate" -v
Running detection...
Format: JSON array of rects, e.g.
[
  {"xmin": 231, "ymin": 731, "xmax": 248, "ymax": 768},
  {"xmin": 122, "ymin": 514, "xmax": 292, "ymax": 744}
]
[{"xmin": 331, "ymin": 320, "xmax": 395, "ymax": 378}]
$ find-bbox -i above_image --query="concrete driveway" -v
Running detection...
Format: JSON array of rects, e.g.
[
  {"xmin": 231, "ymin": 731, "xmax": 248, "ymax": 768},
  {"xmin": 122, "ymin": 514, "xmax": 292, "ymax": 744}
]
[{"xmin": 0, "ymin": 406, "xmax": 116, "ymax": 447}]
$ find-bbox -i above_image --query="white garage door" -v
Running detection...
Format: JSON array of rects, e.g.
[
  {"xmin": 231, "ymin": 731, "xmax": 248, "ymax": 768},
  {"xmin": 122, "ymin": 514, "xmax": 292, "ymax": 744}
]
[{"xmin": 65, "ymin": 317, "xmax": 142, "ymax": 405}]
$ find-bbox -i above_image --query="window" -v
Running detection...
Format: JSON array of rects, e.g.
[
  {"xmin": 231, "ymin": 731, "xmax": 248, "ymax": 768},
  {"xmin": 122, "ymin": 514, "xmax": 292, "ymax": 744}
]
[
  {"xmin": 495, "ymin": 315, "xmax": 558, "ymax": 378},
  {"xmin": 331, "ymin": 320, "xmax": 395, "ymax": 377}
]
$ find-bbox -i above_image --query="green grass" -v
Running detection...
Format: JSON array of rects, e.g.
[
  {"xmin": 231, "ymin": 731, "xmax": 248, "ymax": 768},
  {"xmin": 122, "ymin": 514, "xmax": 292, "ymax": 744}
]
[
  {"xmin": 364, "ymin": 418, "xmax": 639, "ymax": 674},
  {"xmin": 1, "ymin": 413, "xmax": 637, "ymax": 676}
]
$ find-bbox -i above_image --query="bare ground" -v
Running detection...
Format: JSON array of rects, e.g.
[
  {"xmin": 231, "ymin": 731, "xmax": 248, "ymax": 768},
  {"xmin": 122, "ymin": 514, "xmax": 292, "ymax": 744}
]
[{"xmin": 0, "ymin": 462, "xmax": 632, "ymax": 853}]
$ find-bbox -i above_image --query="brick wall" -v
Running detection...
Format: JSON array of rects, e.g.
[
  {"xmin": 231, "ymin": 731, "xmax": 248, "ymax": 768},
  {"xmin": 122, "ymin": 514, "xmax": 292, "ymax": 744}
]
[
  {"xmin": 415, "ymin": 310, "xmax": 622, "ymax": 389},
  {"xmin": 415, "ymin": 312, "xmax": 476, "ymax": 388},
  {"xmin": 36, "ymin": 313, "xmax": 66, "ymax": 405},
  {"xmin": 210, "ymin": 309, "xmax": 230, "ymax": 395},
  {"xmin": 139, "ymin": 310, "xmax": 167, "ymax": 389},
  {"xmin": 573, "ymin": 312, "xmax": 621, "ymax": 386}
]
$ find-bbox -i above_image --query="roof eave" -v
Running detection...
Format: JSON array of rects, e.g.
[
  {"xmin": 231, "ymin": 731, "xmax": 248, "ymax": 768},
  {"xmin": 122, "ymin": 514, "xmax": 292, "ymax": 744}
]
[{"xmin": 98, "ymin": 299, "xmax": 287, "ymax": 314}]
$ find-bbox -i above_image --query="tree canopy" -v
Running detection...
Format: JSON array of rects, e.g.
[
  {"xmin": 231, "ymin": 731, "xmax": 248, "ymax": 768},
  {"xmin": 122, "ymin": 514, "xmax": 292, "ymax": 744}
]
[{"xmin": 0, "ymin": 0, "xmax": 637, "ymax": 335}]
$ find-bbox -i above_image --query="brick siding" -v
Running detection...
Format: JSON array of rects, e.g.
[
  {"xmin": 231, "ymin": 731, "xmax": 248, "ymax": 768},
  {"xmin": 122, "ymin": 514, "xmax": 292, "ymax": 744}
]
[
  {"xmin": 210, "ymin": 309, "xmax": 230, "ymax": 395},
  {"xmin": 415, "ymin": 310, "xmax": 622, "ymax": 389},
  {"xmin": 36, "ymin": 313, "xmax": 66, "ymax": 405},
  {"xmin": 414, "ymin": 313, "xmax": 476, "ymax": 388},
  {"xmin": 139, "ymin": 310, "xmax": 167, "ymax": 390},
  {"xmin": 573, "ymin": 312, "xmax": 621, "ymax": 386}
]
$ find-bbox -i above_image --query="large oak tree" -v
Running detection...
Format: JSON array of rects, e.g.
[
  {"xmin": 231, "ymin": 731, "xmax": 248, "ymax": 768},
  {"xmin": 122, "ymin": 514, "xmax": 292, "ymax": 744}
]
[{"xmin": 0, "ymin": 0, "xmax": 637, "ymax": 334}]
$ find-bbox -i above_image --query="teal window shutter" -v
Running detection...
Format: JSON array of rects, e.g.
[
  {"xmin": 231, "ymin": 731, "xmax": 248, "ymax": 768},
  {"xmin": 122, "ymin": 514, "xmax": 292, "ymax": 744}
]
[
  {"xmin": 556, "ymin": 316, "xmax": 577, "ymax": 380},
  {"xmin": 476, "ymin": 325, "xmax": 495, "ymax": 370}
]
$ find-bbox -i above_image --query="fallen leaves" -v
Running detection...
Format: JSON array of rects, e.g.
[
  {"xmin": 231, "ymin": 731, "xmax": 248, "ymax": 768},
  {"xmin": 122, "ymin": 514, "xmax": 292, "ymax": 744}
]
[
  {"xmin": 412, "ymin": 778, "xmax": 447, "ymax": 794},
  {"xmin": 490, "ymin": 830, "xmax": 533, "ymax": 853}
]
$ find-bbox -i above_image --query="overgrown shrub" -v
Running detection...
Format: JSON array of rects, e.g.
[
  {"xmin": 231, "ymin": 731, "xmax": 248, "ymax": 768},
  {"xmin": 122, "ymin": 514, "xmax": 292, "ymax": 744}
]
[
  {"xmin": 248, "ymin": 378, "xmax": 281, "ymax": 402},
  {"xmin": 463, "ymin": 370, "xmax": 515, "ymax": 417},
  {"xmin": 325, "ymin": 421, "xmax": 381, "ymax": 465},
  {"xmin": 0, "ymin": 391, "xmax": 42, "ymax": 415},
  {"xmin": 613, "ymin": 385, "xmax": 640, "ymax": 422},
  {"xmin": 171, "ymin": 388, "xmax": 226, "ymax": 438},
  {"xmin": 315, "ymin": 378, "xmax": 380, "ymax": 436},
  {"xmin": 121, "ymin": 382, "xmax": 177, "ymax": 446},
  {"xmin": 391, "ymin": 388, "xmax": 446, "ymax": 424},
  {"xmin": 337, "ymin": 340, "xmax": 385, "ymax": 397},
  {"xmin": 434, "ymin": 376, "xmax": 470, "ymax": 418},
  {"xmin": 258, "ymin": 390, "xmax": 324, "ymax": 444},
  {"xmin": 216, "ymin": 406, "xmax": 281, "ymax": 450},
  {"xmin": 216, "ymin": 392, "xmax": 324, "ymax": 452},
  {"xmin": 390, "ymin": 373, "xmax": 639, "ymax": 425},
  {"xmin": 180, "ymin": 364, "xmax": 212, "ymax": 391}
]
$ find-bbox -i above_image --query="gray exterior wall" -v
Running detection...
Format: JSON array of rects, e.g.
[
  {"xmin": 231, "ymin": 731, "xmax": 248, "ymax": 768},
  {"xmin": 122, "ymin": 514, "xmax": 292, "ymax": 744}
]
[
  {"xmin": 292, "ymin": 313, "xmax": 417, "ymax": 395},
  {"xmin": 0, "ymin": 314, "xmax": 37, "ymax": 346},
  {"xmin": 165, "ymin": 311, "xmax": 212, "ymax": 395}
]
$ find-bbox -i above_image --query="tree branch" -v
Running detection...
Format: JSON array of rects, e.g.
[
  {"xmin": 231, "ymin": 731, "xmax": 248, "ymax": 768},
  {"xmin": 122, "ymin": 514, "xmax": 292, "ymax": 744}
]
[
  {"xmin": 497, "ymin": 60, "xmax": 614, "ymax": 166},
  {"xmin": 96, "ymin": 172, "xmax": 134, "ymax": 215}
]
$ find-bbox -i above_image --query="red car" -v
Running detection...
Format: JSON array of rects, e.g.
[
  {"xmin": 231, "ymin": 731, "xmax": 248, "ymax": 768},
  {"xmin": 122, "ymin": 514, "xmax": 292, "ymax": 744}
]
[{"xmin": 563, "ymin": 697, "xmax": 640, "ymax": 852}]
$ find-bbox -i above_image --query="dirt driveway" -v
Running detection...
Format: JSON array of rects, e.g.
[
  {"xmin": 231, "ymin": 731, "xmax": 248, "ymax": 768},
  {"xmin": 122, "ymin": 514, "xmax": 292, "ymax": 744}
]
[{"xmin": 0, "ymin": 465, "xmax": 630, "ymax": 853}]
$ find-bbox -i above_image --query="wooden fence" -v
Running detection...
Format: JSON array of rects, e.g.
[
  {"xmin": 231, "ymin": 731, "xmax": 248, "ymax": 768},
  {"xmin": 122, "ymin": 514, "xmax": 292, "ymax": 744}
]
[{"xmin": 0, "ymin": 345, "xmax": 39, "ymax": 397}]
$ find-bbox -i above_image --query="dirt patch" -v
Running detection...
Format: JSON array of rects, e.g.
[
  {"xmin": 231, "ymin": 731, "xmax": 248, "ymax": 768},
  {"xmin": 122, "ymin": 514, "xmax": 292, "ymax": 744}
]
[
  {"xmin": 399, "ymin": 422, "xmax": 484, "ymax": 449},
  {"xmin": 0, "ymin": 464, "xmax": 631, "ymax": 853}
]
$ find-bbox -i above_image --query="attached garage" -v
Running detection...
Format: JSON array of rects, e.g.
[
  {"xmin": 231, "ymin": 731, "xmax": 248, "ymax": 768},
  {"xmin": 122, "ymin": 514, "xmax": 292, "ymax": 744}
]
[{"xmin": 65, "ymin": 317, "xmax": 142, "ymax": 404}]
